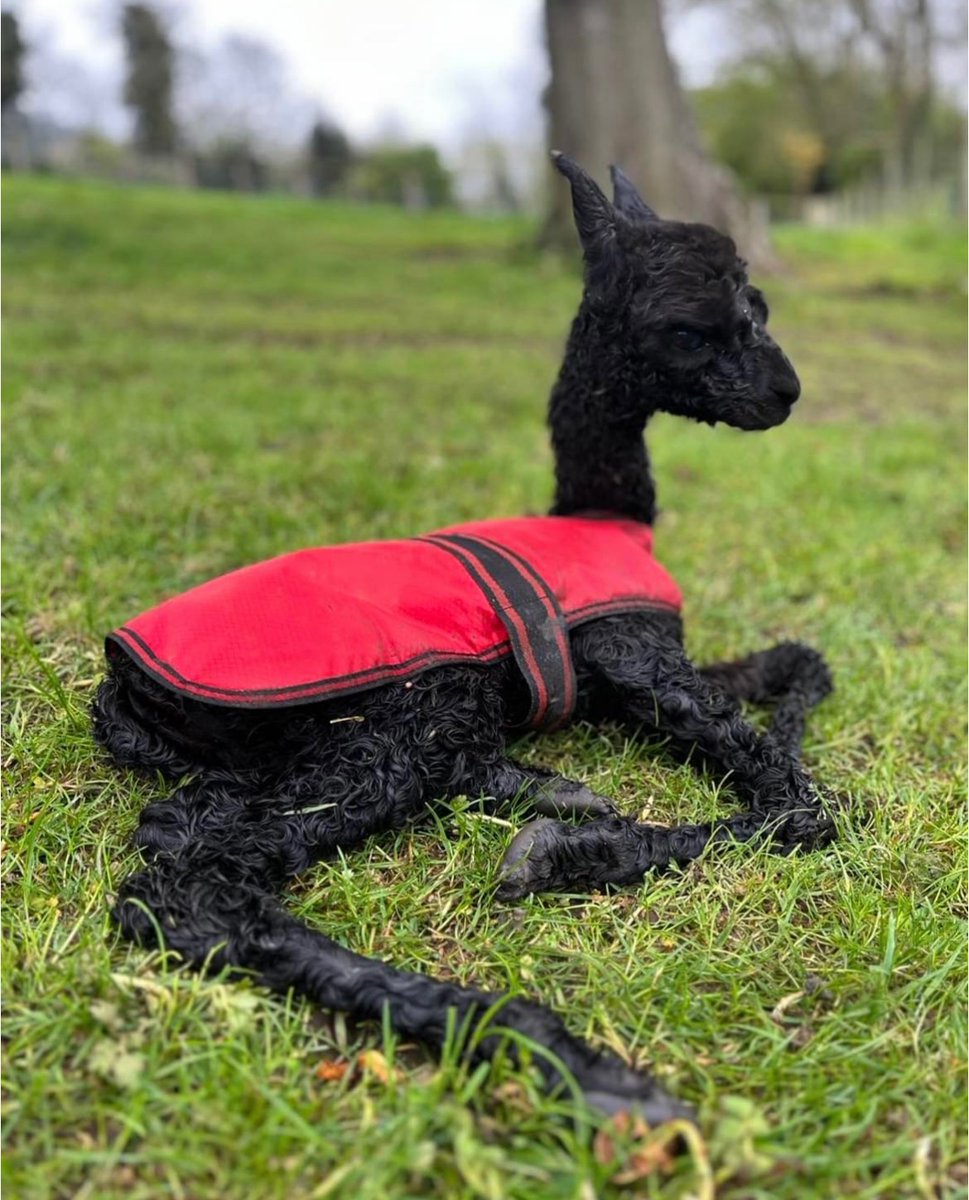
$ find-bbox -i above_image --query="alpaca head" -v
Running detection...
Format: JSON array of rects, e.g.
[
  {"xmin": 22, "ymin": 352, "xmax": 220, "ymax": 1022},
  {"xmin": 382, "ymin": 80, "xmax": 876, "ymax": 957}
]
[{"xmin": 554, "ymin": 153, "xmax": 800, "ymax": 431}]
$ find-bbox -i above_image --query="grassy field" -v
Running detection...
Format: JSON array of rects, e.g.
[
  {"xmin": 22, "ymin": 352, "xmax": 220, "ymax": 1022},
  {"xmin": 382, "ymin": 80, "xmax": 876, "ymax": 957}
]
[{"xmin": 2, "ymin": 175, "xmax": 966, "ymax": 1200}]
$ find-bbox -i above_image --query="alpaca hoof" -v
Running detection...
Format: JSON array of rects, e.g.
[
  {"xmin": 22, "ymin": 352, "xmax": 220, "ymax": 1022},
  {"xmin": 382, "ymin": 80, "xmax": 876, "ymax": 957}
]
[
  {"xmin": 584, "ymin": 1087, "xmax": 698, "ymax": 1130},
  {"xmin": 575, "ymin": 1054, "xmax": 698, "ymax": 1132},
  {"xmin": 532, "ymin": 778, "xmax": 617, "ymax": 820},
  {"xmin": 496, "ymin": 818, "xmax": 564, "ymax": 900}
]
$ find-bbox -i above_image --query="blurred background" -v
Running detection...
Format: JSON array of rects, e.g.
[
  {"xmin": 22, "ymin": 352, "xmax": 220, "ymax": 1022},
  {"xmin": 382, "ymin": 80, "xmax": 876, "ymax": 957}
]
[{"xmin": 2, "ymin": 0, "xmax": 966, "ymax": 245}]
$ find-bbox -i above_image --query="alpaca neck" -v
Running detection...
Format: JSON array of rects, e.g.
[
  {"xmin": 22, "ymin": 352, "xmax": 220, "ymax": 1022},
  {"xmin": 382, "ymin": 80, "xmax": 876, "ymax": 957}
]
[{"xmin": 548, "ymin": 309, "xmax": 657, "ymax": 524}]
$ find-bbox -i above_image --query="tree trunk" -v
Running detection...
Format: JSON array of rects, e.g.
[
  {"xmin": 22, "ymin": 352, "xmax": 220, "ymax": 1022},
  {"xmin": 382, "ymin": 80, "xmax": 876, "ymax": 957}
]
[{"xmin": 541, "ymin": 0, "xmax": 772, "ymax": 266}]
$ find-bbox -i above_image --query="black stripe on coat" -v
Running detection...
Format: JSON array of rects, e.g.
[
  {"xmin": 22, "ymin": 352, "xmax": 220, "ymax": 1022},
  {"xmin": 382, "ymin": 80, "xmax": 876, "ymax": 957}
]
[{"xmin": 419, "ymin": 533, "xmax": 576, "ymax": 732}]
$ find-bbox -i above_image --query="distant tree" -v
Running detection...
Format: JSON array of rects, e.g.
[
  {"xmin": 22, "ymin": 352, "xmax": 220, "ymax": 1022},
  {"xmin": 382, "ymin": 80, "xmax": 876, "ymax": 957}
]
[
  {"xmin": 692, "ymin": 63, "xmax": 886, "ymax": 201},
  {"xmin": 682, "ymin": 0, "xmax": 958, "ymax": 189},
  {"xmin": 1, "ymin": 11, "xmax": 25, "ymax": 111},
  {"xmin": 307, "ymin": 119, "xmax": 352, "ymax": 196},
  {"xmin": 121, "ymin": 3, "xmax": 177, "ymax": 155},
  {"xmin": 542, "ymin": 0, "xmax": 769, "ymax": 261},
  {"xmin": 193, "ymin": 137, "xmax": 267, "ymax": 192},
  {"xmin": 352, "ymin": 145, "xmax": 454, "ymax": 209},
  {"xmin": 178, "ymin": 35, "xmax": 312, "ymax": 156},
  {"xmin": 846, "ymin": 0, "xmax": 935, "ymax": 185}
]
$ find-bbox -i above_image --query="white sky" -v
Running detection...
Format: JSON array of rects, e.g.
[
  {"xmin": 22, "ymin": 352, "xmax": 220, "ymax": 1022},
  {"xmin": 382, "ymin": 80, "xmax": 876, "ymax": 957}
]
[
  {"xmin": 9, "ymin": 0, "xmax": 964, "ymax": 149},
  {"xmin": 9, "ymin": 0, "xmax": 731, "ymax": 145}
]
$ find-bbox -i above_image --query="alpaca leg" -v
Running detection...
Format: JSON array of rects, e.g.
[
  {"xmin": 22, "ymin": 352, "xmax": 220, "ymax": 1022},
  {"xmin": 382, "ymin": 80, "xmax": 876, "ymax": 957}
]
[
  {"xmin": 465, "ymin": 758, "xmax": 617, "ymax": 820},
  {"xmin": 498, "ymin": 616, "xmax": 834, "ymax": 899},
  {"xmin": 131, "ymin": 757, "xmax": 428, "ymax": 876},
  {"xmin": 699, "ymin": 642, "xmax": 833, "ymax": 757},
  {"xmin": 115, "ymin": 790, "xmax": 692, "ymax": 1126},
  {"xmin": 698, "ymin": 641, "xmax": 832, "ymax": 706}
]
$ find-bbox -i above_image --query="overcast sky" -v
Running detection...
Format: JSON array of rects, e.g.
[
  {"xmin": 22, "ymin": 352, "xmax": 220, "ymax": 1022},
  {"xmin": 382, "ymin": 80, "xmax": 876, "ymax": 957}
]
[
  {"xmin": 9, "ymin": 0, "xmax": 965, "ymax": 151},
  {"xmin": 9, "ymin": 0, "xmax": 732, "ymax": 145}
]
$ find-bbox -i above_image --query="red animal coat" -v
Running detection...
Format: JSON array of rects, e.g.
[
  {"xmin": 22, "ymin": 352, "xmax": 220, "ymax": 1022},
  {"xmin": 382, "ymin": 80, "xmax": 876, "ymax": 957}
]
[{"xmin": 107, "ymin": 516, "xmax": 682, "ymax": 732}]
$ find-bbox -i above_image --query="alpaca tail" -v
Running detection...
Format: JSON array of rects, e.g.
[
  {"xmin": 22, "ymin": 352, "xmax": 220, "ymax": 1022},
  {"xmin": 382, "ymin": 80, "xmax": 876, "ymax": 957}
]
[{"xmin": 92, "ymin": 670, "xmax": 205, "ymax": 779}]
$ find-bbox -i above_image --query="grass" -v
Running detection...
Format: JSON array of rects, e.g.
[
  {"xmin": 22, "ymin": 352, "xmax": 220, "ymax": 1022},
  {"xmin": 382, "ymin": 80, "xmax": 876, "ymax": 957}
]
[{"xmin": 2, "ymin": 175, "xmax": 966, "ymax": 1199}]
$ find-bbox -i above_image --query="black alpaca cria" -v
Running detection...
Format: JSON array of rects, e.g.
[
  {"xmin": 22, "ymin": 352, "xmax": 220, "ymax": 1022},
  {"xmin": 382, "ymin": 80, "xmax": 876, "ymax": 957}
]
[{"xmin": 93, "ymin": 155, "xmax": 835, "ymax": 1126}]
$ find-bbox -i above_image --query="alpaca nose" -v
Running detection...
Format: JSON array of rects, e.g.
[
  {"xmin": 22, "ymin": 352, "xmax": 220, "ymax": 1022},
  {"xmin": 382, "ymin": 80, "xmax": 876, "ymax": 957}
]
[{"xmin": 772, "ymin": 355, "xmax": 801, "ymax": 403}]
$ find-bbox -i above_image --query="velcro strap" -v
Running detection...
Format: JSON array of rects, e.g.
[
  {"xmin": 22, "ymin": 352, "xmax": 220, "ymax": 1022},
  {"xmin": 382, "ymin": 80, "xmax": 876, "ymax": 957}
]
[{"xmin": 420, "ymin": 533, "xmax": 576, "ymax": 732}]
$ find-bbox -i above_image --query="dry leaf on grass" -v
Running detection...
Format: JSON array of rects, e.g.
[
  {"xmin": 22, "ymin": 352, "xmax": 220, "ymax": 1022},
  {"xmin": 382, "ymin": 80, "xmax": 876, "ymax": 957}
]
[
  {"xmin": 314, "ymin": 1049, "xmax": 399, "ymax": 1086},
  {"xmin": 356, "ymin": 1048, "xmax": 396, "ymax": 1083},
  {"xmin": 314, "ymin": 1058, "xmax": 351, "ymax": 1083},
  {"xmin": 593, "ymin": 1110, "xmax": 678, "ymax": 1184}
]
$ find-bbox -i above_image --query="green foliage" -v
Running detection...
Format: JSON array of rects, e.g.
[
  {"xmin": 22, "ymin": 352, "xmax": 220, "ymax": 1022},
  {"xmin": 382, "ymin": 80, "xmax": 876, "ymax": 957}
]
[
  {"xmin": 121, "ymin": 3, "xmax": 176, "ymax": 156},
  {"xmin": 694, "ymin": 55, "xmax": 965, "ymax": 201},
  {"xmin": 695, "ymin": 71, "xmax": 818, "ymax": 197},
  {"xmin": 351, "ymin": 144, "xmax": 454, "ymax": 209},
  {"xmin": 695, "ymin": 63, "xmax": 884, "ymax": 196},
  {"xmin": 75, "ymin": 132, "xmax": 129, "ymax": 175},
  {"xmin": 2, "ymin": 177, "xmax": 966, "ymax": 1199}
]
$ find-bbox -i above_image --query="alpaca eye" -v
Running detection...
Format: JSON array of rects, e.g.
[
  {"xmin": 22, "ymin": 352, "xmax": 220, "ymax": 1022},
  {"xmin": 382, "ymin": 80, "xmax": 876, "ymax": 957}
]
[{"xmin": 672, "ymin": 328, "xmax": 706, "ymax": 353}]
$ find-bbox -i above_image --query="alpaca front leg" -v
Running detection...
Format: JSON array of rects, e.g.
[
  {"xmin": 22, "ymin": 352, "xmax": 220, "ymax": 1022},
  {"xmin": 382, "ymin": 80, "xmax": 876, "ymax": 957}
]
[
  {"xmin": 576, "ymin": 617, "xmax": 833, "ymax": 828},
  {"xmin": 463, "ymin": 757, "xmax": 617, "ymax": 820},
  {"xmin": 498, "ymin": 616, "xmax": 834, "ymax": 899}
]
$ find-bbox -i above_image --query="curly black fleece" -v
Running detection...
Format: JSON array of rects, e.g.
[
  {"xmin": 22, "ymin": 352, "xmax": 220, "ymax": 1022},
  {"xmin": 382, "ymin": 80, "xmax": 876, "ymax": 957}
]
[{"xmin": 92, "ymin": 157, "xmax": 835, "ymax": 1126}]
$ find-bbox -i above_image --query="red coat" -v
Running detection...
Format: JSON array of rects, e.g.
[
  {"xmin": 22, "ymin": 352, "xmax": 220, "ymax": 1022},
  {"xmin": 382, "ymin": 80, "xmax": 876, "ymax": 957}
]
[{"xmin": 107, "ymin": 515, "xmax": 681, "ymax": 732}]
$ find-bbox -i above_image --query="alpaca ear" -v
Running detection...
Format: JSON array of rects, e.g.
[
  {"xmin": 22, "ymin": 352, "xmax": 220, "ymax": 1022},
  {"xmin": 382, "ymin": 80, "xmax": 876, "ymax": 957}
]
[
  {"xmin": 552, "ymin": 151, "xmax": 618, "ymax": 276},
  {"xmin": 609, "ymin": 164, "xmax": 658, "ymax": 222}
]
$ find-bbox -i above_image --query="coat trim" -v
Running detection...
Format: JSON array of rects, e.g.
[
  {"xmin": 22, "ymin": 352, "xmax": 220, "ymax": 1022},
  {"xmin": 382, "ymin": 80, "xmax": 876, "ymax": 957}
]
[
  {"xmin": 108, "ymin": 596, "xmax": 681, "ymax": 712},
  {"xmin": 106, "ymin": 516, "xmax": 683, "ymax": 716}
]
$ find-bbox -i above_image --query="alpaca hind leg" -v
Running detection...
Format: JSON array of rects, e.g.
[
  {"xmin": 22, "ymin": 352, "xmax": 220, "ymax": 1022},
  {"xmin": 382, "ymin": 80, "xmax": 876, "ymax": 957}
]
[
  {"xmin": 112, "ymin": 664, "xmax": 692, "ymax": 1121},
  {"xmin": 115, "ymin": 805, "xmax": 692, "ymax": 1126},
  {"xmin": 699, "ymin": 641, "xmax": 833, "ymax": 757},
  {"xmin": 131, "ymin": 758, "xmax": 426, "ymax": 878}
]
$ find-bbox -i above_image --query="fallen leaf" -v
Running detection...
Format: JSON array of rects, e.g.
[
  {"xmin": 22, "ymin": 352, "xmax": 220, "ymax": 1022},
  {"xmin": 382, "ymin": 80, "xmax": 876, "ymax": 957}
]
[
  {"xmin": 593, "ymin": 1111, "xmax": 678, "ymax": 1184},
  {"xmin": 356, "ymin": 1048, "xmax": 396, "ymax": 1083},
  {"xmin": 613, "ymin": 1136, "xmax": 677, "ymax": 1184},
  {"xmin": 593, "ymin": 1125, "xmax": 616, "ymax": 1166},
  {"xmin": 315, "ymin": 1059, "xmax": 350, "ymax": 1083},
  {"xmin": 316, "ymin": 1049, "xmax": 399, "ymax": 1087}
]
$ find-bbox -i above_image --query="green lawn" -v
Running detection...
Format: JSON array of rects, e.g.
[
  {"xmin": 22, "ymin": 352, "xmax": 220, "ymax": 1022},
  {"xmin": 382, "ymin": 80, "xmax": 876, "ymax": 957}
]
[{"xmin": 2, "ymin": 175, "xmax": 966, "ymax": 1199}]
